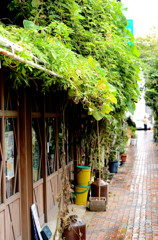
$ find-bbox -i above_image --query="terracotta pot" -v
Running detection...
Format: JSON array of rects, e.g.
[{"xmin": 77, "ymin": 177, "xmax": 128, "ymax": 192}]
[
  {"xmin": 121, "ymin": 154, "xmax": 127, "ymax": 163},
  {"xmin": 62, "ymin": 215, "xmax": 86, "ymax": 240}
]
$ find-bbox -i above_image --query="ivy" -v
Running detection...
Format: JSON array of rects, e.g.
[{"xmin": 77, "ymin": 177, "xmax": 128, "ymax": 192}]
[{"xmin": 0, "ymin": 0, "xmax": 141, "ymax": 120}]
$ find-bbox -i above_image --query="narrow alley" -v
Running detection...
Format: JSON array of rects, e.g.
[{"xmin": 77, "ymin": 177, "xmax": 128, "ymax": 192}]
[{"xmin": 83, "ymin": 131, "xmax": 158, "ymax": 240}]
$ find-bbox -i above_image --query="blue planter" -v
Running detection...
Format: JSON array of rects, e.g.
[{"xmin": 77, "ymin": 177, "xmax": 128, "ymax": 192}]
[{"xmin": 109, "ymin": 161, "xmax": 118, "ymax": 173}]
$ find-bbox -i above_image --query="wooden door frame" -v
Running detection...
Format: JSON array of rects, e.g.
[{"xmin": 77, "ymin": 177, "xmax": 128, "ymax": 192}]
[{"xmin": 0, "ymin": 69, "xmax": 22, "ymax": 240}]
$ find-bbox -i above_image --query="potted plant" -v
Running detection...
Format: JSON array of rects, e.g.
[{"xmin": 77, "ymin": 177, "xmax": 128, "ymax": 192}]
[
  {"xmin": 118, "ymin": 143, "xmax": 128, "ymax": 164},
  {"xmin": 130, "ymin": 132, "xmax": 137, "ymax": 146},
  {"xmin": 53, "ymin": 102, "xmax": 87, "ymax": 240},
  {"xmin": 89, "ymin": 121, "xmax": 107, "ymax": 211},
  {"xmin": 108, "ymin": 151, "xmax": 119, "ymax": 173}
]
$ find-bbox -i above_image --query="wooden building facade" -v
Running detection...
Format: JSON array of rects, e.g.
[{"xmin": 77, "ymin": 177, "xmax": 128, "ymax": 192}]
[{"xmin": 0, "ymin": 68, "xmax": 87, "ymax": 240}]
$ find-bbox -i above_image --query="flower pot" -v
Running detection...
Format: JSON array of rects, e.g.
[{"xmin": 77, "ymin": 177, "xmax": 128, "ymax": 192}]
[
  {"xmin": 130, "ymin": 138, "xmax": 137, "ymax": 146},
  {"xmin": 89, "ymin": 197, "xmax": 106, "ymax": 211},
  {"xmin": 91, "ymin": 178, "xmax": 109, "ymax": 204},
  {"xmin": 62, "ymin": 215, "xmax": 86, "ymax": 240},
  {"xmin": 109, "ymin": 161, "xmax": 118, "ymax": 173},
  {"xmin": 121, "ymin": 154, "xmax": 127, "ymax": 163}
]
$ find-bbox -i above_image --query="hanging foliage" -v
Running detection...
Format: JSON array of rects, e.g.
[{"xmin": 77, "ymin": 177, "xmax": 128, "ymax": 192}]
[{"xmin": 0, "ymin": 0, "xmax": 140, "ymax": 120}]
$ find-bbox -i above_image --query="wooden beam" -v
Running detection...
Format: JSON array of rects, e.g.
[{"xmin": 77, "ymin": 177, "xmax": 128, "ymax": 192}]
[{"xmin": 0, "ymin": 48, "xmax": 61, "ymax": 78}]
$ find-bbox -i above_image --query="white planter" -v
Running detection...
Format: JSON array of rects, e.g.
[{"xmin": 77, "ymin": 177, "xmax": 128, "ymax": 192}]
[{"xmin": 130, "ymin": 138, "xmax": 137, "ymax": 146}]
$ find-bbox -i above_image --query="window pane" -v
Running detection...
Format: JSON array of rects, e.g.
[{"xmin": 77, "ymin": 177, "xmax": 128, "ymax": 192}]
[
  {"xmin": 32, "ymin": 119, "xmax": 42, "ymax": 182},
  {"xmin": 5, "ymin": 118, "xmax": 18, "ymax": 198},
  {"xmin": 46, "ymin": 118, "xmax": 56, "ymax": 175}
]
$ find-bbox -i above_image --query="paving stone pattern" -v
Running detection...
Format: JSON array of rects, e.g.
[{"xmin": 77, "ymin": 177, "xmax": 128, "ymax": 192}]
[{"xmin": 83, "ymin": 131, "xmax": 158, "ymax": 240}]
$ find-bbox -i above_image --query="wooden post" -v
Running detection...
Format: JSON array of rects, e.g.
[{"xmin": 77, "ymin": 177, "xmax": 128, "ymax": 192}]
[
  {"xmin": 0, "ymin": 71, "xmax": 6, "ymax": 207},
  {"xmin": 42, "ymin": 95, "xmax": 48, "ymax": 222},
  {"xmin": 97, "ymin": 121, "xmax": 101, "ymax": 200},
  {"xmin": 19, "ymin": 88, "xmax": 33, "ymax": 240}
]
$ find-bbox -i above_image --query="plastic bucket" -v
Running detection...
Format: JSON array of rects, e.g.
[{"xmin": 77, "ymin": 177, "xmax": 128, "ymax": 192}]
[
  {"xmin": 75, "ymin": 185, "xmax": 89, "ymax": 205},
  {"xmin": 33, "ymin": 167, "xmax": 38, "ymax": 182},
  {"xmin": 76, "ymin": 166, "xmax": 91, "ymax": 186}
]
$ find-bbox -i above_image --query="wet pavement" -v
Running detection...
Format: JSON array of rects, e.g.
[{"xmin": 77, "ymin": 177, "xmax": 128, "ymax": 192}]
[{"xmin": 83, "ymin": 131, "xmax": 158, "ymax": 240}]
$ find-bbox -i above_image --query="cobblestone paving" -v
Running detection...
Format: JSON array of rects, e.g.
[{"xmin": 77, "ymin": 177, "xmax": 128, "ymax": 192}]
[{"xmin": 83, "ymin": 131, "xmax": 158, "ymax": 240}]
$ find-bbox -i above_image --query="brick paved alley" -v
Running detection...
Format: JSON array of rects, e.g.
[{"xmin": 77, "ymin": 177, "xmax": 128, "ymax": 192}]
[{"xmin": 83, "ymin": 131, "xmax": 158, "ymax": 240}]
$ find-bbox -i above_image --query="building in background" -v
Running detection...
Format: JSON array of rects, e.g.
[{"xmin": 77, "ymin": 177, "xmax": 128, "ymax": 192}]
[{"xmin": 122, "ymin": 1, "xmax": 153, "ymax": 129}]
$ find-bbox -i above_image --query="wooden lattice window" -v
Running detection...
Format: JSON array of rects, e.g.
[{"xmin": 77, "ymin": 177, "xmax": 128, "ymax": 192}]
[
  {"xmin": 46, "ymin": 118, "xmax": 57, "ymax": 175},
  {"xmin": 5, "ymin": 118, "xmax": 19, "ymax": 198},
  {"xmin": 32, "ymin": 118, "xmax": 42, "ymax": 182}
]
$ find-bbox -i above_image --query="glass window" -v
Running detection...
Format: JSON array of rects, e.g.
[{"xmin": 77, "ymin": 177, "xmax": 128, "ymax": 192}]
[
  {"xmin": 46, "ymin": 118, "xmax": 56, "ymax": 175},
  {"xmin": 32, "ymin": 119, "xmax": 42, "ymax": 182},
  {"xmin": 5, "ymin": 118, "xmax": 18, "ymax": 198}
]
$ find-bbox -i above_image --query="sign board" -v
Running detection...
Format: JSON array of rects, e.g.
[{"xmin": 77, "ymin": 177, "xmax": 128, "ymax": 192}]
[
  {"xmin": 31, "ymin": 204, "xmax": 43, "ymax": 240},
  {"xmin": 127, "ymin": 19, "xmax": 134, "ymax": 35},
  {"xmin": 5, "ymin": 131, "xmax": 14, "ymax": 180},
  {"xmin": 127, "ymin": 19, "xmax": 134, "ymax": 45},
  {"xmin": 6, "ymin": 158, "xmax": 14, "ymax": 180}
]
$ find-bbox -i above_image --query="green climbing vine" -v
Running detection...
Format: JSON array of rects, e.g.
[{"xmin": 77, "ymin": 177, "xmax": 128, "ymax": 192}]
[{"xmin": 0, "ymin": 0, "xmax": 141, "ymax": 120}]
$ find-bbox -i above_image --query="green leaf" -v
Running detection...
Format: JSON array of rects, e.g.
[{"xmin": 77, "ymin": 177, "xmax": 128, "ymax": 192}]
[
  {"xmin": 31, "ymin": 0, "xmax": 40, "ymax": 8},
  {"xmin": 130, "ymin": 45, "xmax": 140, "ymax": 57},
  {"xmin": 23, "ymin": 20, "xmax": 39, "ymax": 30},
  {"xmin": 109, "ymin": 95, "xmax": 117, "ymax": 104},
  {"xmin": 92, "ymin": 108, "xmax": 105, "ymax": 121},
  {"xmin": 97, "ymin": 80, "xmax": 108, "ymax": 90},
  {"xmin": 107, "ymin": 83, "xmax": 117, "ymax": 95},
  {"xmin": 102, "ymin": 103, "xmax": 111, "ymax": 114},
  {"xmin": 68, "ymin": 89, "xmax": 75, "ymax": 97},
  {"xmin": 127, "ymin": 100, "xmax": 136, "ymax": 115}
]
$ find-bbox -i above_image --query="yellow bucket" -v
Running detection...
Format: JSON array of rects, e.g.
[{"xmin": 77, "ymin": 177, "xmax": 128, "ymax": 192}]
[
  {"xmin": 75, "ymin": 185, "xmax": 89, "ymax": 205},
  {"xmin": 76, "ymin": 166, "xmax": 91, "ymax": 186},
  {"xmin": 33, "ymin": 168, "xmax": 38, "ymax": 182}
]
